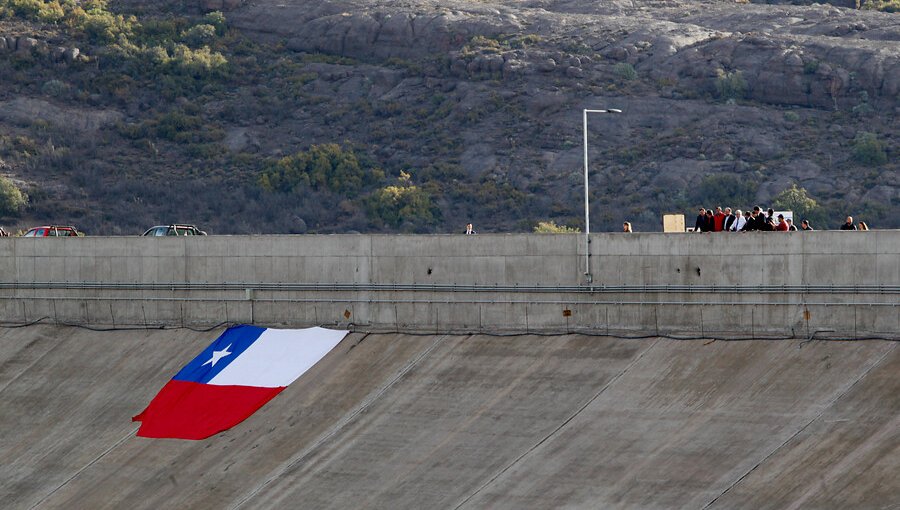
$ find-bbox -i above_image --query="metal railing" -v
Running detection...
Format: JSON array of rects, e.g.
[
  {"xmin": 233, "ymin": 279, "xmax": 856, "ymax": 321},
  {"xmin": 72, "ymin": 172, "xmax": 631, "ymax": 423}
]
[{"xmin": 1, "ymin": 281, "xmax": 898, "ymax": 294}]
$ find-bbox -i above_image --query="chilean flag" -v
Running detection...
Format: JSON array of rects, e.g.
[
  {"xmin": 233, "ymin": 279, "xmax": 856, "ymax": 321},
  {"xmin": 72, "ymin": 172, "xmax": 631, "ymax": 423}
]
[{"xmin": 132, "ymin": 325, "xmax": 348, "ymax": 440}]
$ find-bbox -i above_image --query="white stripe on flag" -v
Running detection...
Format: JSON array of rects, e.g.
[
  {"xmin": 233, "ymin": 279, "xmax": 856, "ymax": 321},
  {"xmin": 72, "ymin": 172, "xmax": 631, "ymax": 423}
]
[{"xmin": 208, "ymin": 327, "xmax": 348, "ymax": 387}]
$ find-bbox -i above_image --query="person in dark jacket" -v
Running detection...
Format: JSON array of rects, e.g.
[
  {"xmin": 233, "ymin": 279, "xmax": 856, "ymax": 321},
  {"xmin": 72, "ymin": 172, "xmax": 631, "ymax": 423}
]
[
  {"xmin": 840, "ymin": 216, "xmax": 857, "ymax": 230},
  {"xmin": 743, "ymin": 209, "xmax": 759, "ymax": 231},
  {"xmin": 750, "ymin": 206, "xmax": 769, "ymax": 231},
  {"xmin": 800, "ymin": 219, "xmax": 814, "ymax": 231},
  {"xmin": 723, "ymin": 207, "xmax": 737, "ymax": 232},
  {"xmin": 694, "ymin": 207, "xmax": 708, "ymax": 232}
]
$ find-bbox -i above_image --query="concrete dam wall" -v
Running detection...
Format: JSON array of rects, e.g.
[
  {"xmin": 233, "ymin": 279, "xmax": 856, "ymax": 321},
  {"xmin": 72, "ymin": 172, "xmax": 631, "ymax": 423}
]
[
  {"xmin": 1, "ymin": 233, "xmax": 898, "ymax": 509},
  {"xmin": 0, "ymin": 232, "xmax": 897, "ymax": 338}
]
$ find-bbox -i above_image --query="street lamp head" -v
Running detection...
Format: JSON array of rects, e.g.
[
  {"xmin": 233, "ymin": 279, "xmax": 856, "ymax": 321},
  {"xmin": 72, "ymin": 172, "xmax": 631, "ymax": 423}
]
[{"xmin": 584, "ymin": 108, "xmax": 623, "ymax": 114}]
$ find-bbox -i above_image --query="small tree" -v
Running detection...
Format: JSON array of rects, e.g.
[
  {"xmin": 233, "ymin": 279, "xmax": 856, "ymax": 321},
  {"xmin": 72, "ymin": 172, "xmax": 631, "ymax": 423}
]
[
  {"xmin": 0, "ymin": 176, "xmax": 28, "ymax": 215},
  {"xmin": 852, "ymin": 132, "xmax": 887, "ymax": 166},
  {"xmin": 366, "ymin": 183, "xmax": 436, "ymax": 230},
  {"xmin": 772, "ymin": 184, "xmax": 823, "ymax": 225},
  {"xmin": 533, "ymin": 221, "xmax": 579, "ymax": 233}
]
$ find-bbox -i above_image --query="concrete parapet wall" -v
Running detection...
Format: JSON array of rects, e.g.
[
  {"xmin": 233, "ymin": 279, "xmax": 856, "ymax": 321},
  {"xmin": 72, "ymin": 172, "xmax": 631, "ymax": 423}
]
[{"xmin": 0, "ymin": 232, "xmax": 897, "ymax": 338}]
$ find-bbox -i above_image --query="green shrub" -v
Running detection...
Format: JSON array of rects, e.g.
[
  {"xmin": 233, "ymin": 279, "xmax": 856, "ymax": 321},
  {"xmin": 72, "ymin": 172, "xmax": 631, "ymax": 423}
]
[
  {"xmin": 182, "ymin": 24, "xmax": 217, "ymax": 47},
  {"xmin": 852, "ymin": 132, "xmax": 887, "ymax": 166},
  {"xmin": 506, "ymin": 34, "xmax": 542, "ymax": 49},
  {"xmin": 122, "ymin": 110, "xmax": 223, "ymax": 144},
  {"xmin": 613, "ymin": 62, "xmax": 637, "ymax": 81},
  {"xmin": 4, "ymin": 135, "xmax": 40, "ymax": 157},
  {"xmin": 533, "ymin": 221, "xmax": 580, "ymax": 233},
  {"xmin": 168, "ymin": 44, "xmax": 228, "ymax": 77},
  {"xmin": 79, "ymin": 9, "xmax": 136, "ymax": 44},
  {"xmin": 260, "ymin": 144, "xmax": 384, "ymax": 196},
  {"xmin": 136, "ymin": 17, "xmax": 187, "ymax": 43},
  {"xmin": 715, "ymin": 69, "xmax": 748, "ymax": 100},
  {"xmin": 155, "ymin": 111, "xmax": 203, "ymax": 141},
  {"xmin": 203, "ymin": 11, "xmax": 227, "ymax": 35},
  {"xmin": 41, "ymin": 79, "xmax": 70, "ymax": 97},
  {"xmin": 860, "ymin": 0, "xmax": 899, "ymax": 11},
  {"xmin": 851, "ymin": 91, "xmax": 873, "ymax": 116},
  {"xmin": 2, "ymin": 0, "xmax": 65, "ymax": 22}
]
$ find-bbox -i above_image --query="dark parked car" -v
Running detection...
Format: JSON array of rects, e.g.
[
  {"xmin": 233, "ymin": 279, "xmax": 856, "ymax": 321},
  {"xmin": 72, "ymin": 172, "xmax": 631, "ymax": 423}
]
[
  {"xmin": 24, "ymin": 225, "xmax": 82, "ymax": 237},
  {"xmin": 142, "ymin": 224, "xmax": 207, "ymax": 236}
]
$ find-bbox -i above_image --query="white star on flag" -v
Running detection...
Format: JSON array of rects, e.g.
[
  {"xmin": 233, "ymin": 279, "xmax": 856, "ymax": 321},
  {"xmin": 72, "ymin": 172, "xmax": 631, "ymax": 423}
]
[{"xmin": 201, "ymin": 344, "xmax": 233, "ymax": 367}]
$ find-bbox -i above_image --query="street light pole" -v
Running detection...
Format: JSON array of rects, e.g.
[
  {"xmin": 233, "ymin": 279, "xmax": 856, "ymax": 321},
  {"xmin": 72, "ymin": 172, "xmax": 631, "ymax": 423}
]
[{"xmin": 583, "ymin": 108, "xmax": 622, "ymax": 283}]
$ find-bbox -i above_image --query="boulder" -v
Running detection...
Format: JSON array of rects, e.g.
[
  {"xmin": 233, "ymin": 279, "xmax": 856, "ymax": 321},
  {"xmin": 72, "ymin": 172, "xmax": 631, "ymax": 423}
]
[
  {"xmin": 51, "ymin": 46, "xmax": 67, "ymax": 62},
  {"xmin": 536, "ymin": 58, "xmax": 556, "ymax": 73},
  {"xmin": 223, "ymin": 127, "xmax": 255, "ymax": 152},
  {"xmin": 603, "ymin": 45, "xmax": 629, "ymax": 62},
  {"xmin": 485, "ymin": 54, "xmax": 504, "ymax": 73},
  {"xmin": 65, "ymin": 48, "xmax": 80, "ymax": 62},
  {"xmin": 0, "ymin": 98, "xmax": 123, "ymax": 133},
  {"xmin": 16, "ymin": 37, "xmax": 40, "ymax": 54},
  {"xmin": 565, "ymin": 66, "xmax": 583, "ymax": 78}
]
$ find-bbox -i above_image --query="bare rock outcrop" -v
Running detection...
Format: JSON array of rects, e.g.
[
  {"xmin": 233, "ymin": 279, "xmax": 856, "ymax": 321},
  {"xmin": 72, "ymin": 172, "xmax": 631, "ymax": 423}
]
[
  {"xmin": 0, "ymin": 98, "xmax": 122, "ymax": 133},
  {"xmin": 0, "ymin": 35, "xmax": 82, "ymax": 62},
  {"xmin": 228, "ymin": 0, "xmax": 898, "ymax": 109}
]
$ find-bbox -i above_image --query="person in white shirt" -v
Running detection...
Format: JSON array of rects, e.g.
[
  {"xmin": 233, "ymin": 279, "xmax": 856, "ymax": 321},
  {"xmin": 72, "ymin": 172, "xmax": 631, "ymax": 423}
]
[{"xmin": 730, "ymin": 209, "xmax": 747, "ymax": 231}]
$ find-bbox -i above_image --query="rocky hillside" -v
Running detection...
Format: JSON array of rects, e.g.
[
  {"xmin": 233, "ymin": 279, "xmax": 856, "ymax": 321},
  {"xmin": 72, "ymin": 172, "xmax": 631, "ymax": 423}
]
[{"xmin": 0, "ymin": 0, "xmax": 896, "ymax": 234}]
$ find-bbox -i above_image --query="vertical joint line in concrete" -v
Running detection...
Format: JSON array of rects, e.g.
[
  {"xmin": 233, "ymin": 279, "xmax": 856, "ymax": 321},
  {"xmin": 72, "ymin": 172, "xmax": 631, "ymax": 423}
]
[
  {"xmin": 699, "ymin": 342, "xmax": 897, "ymax": 510},
  {"xmin": 452, "ymin": 336, "xmax": 662, "ymax": 510},
  {"xmin": 525, "ymin": 304, "xmax": 530, "ymax": 334}
]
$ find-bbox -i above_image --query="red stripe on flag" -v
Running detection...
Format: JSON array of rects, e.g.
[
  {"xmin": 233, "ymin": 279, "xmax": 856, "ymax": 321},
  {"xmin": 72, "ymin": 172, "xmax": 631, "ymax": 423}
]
[{"xmin": 132, "ymin": 380, "xmax": 284, "ymax": 440}]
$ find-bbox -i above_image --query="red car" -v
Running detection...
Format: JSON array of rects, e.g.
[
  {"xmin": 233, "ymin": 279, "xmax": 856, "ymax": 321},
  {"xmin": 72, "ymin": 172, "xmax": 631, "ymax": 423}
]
[{"xmin": 23, "ymin": 225, "xmax": 82, "ymax": 237}]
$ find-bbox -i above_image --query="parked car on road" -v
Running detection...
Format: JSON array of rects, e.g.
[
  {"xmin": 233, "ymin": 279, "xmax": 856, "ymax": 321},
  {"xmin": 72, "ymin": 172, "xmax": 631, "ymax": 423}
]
[
  {"xmin": 24, "ymin": 225, "xmax": 82, "ymax": 237},
  {"xmin": 142, "ymin": 224, "xmax": 207, "ymax": 236}
]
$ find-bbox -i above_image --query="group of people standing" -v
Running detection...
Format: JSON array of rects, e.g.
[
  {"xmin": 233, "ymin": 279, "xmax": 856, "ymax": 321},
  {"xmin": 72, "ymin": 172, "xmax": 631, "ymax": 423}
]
[
  {"xmin": 840, "ymin": 216, "xmax": 869, "ymax": 231},
  {"xmin": 694, "ymin": 206, "xmax": 814, "ymax": 232}
]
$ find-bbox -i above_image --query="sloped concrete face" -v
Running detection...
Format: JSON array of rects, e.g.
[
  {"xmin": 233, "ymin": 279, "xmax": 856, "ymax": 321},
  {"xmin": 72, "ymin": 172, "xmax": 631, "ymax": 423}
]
[{"xmin": 1, "ymin": 326, "xmax": 897, "ymax": 509}]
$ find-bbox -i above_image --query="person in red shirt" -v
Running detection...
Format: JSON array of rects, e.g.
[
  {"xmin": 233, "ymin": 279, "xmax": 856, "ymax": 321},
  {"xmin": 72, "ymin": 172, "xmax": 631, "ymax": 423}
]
[
  {"xmin": 775, "ymin": 214, "xmax": 789, "ymax": 231},
  {"xmin": 712, "ymin": 206, "xmax": 726, "ymax": 232}
]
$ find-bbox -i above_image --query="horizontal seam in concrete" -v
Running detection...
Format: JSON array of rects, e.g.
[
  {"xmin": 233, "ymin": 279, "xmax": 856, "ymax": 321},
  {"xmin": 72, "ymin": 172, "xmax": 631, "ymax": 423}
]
[
  {"xmin": 700, "ymin": 341, "xmax": 897, "ymax": 510},
  {"xmin": 29, "ymin": 425, "xmax": 139, "ymax": 510},
  {"xmin": 230, "ymin": 332, "xmax": 450, "ymax": 510},
  {"xmin": 452, "ymin": 336, "xmax": 663, "ymax": 510}
]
